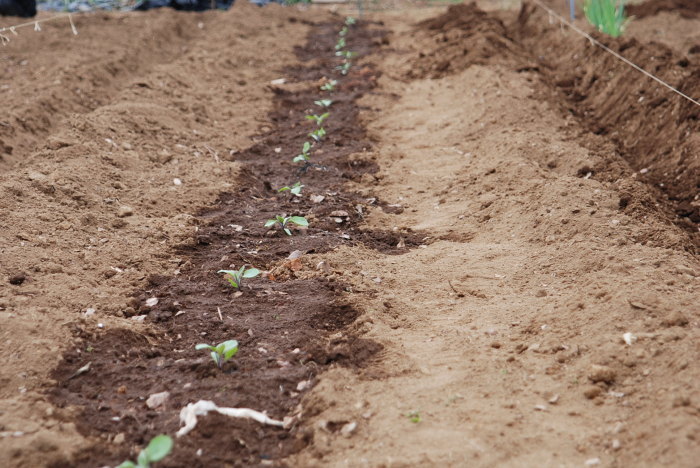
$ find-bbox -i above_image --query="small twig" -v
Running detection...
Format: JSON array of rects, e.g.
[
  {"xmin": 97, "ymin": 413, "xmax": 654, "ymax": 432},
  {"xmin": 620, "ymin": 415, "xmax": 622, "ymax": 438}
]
[{"xmin": 217, "ymin": 307, "xmax": 223, "ymax": 322}]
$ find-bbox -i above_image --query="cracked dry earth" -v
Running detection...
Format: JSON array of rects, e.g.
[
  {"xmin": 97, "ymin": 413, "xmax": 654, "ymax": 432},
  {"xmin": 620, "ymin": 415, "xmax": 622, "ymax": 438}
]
[{"xmin": 1, "ymin": 0, "xmax": 699, "ymax": 467}]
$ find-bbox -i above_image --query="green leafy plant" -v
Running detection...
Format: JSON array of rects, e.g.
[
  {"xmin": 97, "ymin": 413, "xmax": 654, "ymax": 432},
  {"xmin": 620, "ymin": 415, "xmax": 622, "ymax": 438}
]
[
  {"xmin": 335, "ymin": 62, "xmax": 352, "ymax": 75},
  {"xmin": 278, "ymin": 181, "xmax": 304, "ymax": 196},
  {"xmin": 218, "ymin": 266, "xmax": 260, "ymax": 290},
  {"xmin": 345, "ymin": 16, "xmax": 356, "ymax": 26},
  {"xmin": 339, "ymin": 25, "xmax": 349, "ymax": 37},
  {"xmin": 335, "ymin": 50, "xmax": 356, "ymax": 59},
  {"xmin": 335, "ymin": 37, "xmax": 346, "ymax": 51},
  {"xmin": 583, "ymin": 0, "xmax": 628, "ymax": 37},
  {"xmin": 407, "ymin": 411, "xmax": 421, "ymax": 423},
  {"xmin": 116, "ymin": 435, "xmax": 173, "ymax": 468},
  {"xmin": 195, "ymin": 340, "xmax": 239, "ymax": 369},
  {"xmin": 320, "ymin": 80, "xmax": 338, "ymax": 92},
  {"xmin": 314, "ymin": 99, "xmax": 333, "ymax": 108},
  {"xmin": 265, "ymin": 215, "xmax": 309, "ymax": 236},
  {"xmin": 306, "ymin": 112, "xmax": 329, "ymax": 126},
  {"xmin": 293, "ymin": 141, "xmax": 312, "ymax": 163},
  {"xmin": 309, "ymin": 127, "xmax": 327, "ymax": 142}
]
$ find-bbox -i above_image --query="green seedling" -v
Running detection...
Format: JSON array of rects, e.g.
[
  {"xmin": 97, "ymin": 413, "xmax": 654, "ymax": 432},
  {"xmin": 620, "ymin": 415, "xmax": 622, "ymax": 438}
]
[
  {"xmin": 335, "ymin": 50, "xmax": 356, "ymax": 59},
  {"xmin": 335, "ymin": 37, "xmax": 346, "ymax": 50},
  {"xmin": 320, "ymin": 80, "xmax": 338, "ymax": 92},
  {"xmin": 335, "ymin": 62, "xmax": 352, "ymax": 75},
  {"xmin": 583, "ymin": 0, "xmax": 628, "ymax": 37},
  {"xmin": 314, "ymin": 99, "xmax": 333, "ymax": 108},
  {"xmin": 195, "ymin": 340, "xmax": 239, "ymax": 369},
  {"xmin": 293, "ymin": 141, "xmax": 312, "ymax": 163},
  {"xmin": 306, "ymin": 113, "xmax": 329, "ymax": 126},
  {"xmin": 265, "ymin": 215, "xmax": 309, "ymax": 236},
  {"xmin": 407, "ymin": 411, "xmax": 421, "ymax": 423},
  {"xmin": 309, "ymin": 127, "xmax": 327, "ymax": 142},
  {"xmin": 218, "ymin": 266, "xmax": 260, "ymax": 290},
  {"xmin": 278, "ymin": 181, "xmax": 304, "ymax": 196},
  {"xmin": 116, "ymin": 435, "xmax": 173, "ymax": 468},
  {"xmin": 339, "ymin": 25, "xmax": 348, "ymax": 37},
  {"xmin": 345, "ymin": 16, "xmax": 356, "ymax": 26}
]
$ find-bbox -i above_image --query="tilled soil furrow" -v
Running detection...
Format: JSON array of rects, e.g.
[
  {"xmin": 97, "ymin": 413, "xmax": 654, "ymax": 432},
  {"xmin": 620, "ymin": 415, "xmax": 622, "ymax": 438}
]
[{"xmin": 47, "ymin": 17, "xmax": 419, "ymax": 468}]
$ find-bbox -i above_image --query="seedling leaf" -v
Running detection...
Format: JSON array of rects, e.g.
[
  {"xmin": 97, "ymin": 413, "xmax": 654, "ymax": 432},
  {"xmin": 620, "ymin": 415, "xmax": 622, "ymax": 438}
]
[
  {"xmin": 145, "ymin": 435, "xmax": 173, "ymax": 462},
  {"xmin": 288, "ymin": 216, "xmax": 309, "ymax": 227},
  {"xmin": 284, "ymin": 228, "xmax": 292, "ymax": 236},
  {"xmin": 116, "ymin": 462, "xmax": 136, "ymax": 468},
  {"xmin": 242, "ymin": 268, "xmax": 260, "ymax": 278},
  {"xmin": 195, "ymin": 343, "xmax": 213, "ymax": 351}
]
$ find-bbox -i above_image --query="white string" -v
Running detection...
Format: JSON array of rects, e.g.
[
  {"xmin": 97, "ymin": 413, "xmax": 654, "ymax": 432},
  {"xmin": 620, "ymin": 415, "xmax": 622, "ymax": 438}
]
[
  {"xmin": 0, "ymin": 13, "xmax": 73, "ymax": 34},
  {"xmin": 530, "ymin": 0, "xmax": 700, "ymax": 108}
]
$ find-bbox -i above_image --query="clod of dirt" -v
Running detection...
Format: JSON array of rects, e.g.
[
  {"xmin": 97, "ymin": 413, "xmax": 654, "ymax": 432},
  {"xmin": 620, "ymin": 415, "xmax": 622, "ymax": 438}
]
[
  {"xmin": 8, "ymin": 272, "xmax": 26, "ymax": 285},
  {"xmin": 661, "ymin": 311, "xmax": 689, "ymax": 328},
  {"xmin": 588, "ymin": 364, "xmax": 617, "ymax": 384},
  {"xmin": 117, "ymin": 205, "xmax": 134, "ymax": 218},
  {"xmin": 583, "ymin": 385, "xmax": 603, "ymax": 399}
]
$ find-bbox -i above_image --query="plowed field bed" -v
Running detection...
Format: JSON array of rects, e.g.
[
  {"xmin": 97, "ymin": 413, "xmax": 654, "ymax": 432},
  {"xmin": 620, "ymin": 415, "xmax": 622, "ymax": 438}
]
[{"xmin": 1, "ymin": 0, "xmax": 698, "ymax": 467}]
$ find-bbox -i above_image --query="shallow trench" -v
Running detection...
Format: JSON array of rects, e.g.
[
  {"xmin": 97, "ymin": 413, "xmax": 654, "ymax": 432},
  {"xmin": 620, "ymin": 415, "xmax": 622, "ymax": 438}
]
[{"xmin": 46, "ymin": 17, "xmax": 419, "ymax": 467}]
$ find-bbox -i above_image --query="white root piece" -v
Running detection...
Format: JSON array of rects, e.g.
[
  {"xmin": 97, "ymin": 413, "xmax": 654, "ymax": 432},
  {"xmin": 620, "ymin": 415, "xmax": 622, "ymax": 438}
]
[{"xmin": 177, "ymin": 400, "xmax": 284, "ymax": 437}]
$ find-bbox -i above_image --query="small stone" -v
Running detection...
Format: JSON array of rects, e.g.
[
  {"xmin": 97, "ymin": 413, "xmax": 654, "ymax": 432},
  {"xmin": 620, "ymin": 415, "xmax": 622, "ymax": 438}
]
[
  {"xmin": 173, "ymin": 178, "xmax": 182, "ymax": 186},
  {"xmin": 534, "ymin": 404, "xmax": 547, "ymax": 411},
  {"xmin": 113, "ymin": 433, "xmax": 125, "ymax": 445},
  {"xmin": 340, "ymin": 421, "xmax": 357, "ymax": 437},
  {"xmin": 612, "ymin": 439, "xmax": 621, "ymax": 450},
  {"xmin": 490, "ymin": 342, "xmax": 501, "ymax": 349},
  {"xmin": 583, "ymin": 385, "xmax": 602, "ymax": 399},
  {"xmin": 146, "ymin": 391, "xmax": 170, "ymax": 409},
  {"xmin": 117, "ymin": 206, "xmax": 134, "ymax": 218},
  {"xmin": 330, "ymin": 210, "xmax": 349, "ymax": 217},
  {"xmin": 316, "ymin": 261, "xmax": 331, "ymax": 274},
  {"xmin": 585, "ymin": 458, "xmax": 601, "ymax": 466},
  {"xmin": 297, "ymin": 380, "xmax": 311, "ymax": 391},
  {"xmin": 84, "ymin": 308, "xmax": 96, "ymax": 317},
  {"xmin": 145, "ymin": 297, "xmax": 159, "ymax": 307},
  {"xmin": 288, "ymin": 250, "xmax": 304, "ymax": 260},
  {"xmin": 588, "ymin": 364, "xmax": 616, "ymax": 383},
  {"xmin": 310, "ymin": 195, "xmax": 325, "ymax": 204},
  {"xmin": 535, "ymin": 289, "xmax": 547, "ymax": 297},
  {"xmin": 622, "ymin": 332, "xmax": 636, "ymax": 345}
]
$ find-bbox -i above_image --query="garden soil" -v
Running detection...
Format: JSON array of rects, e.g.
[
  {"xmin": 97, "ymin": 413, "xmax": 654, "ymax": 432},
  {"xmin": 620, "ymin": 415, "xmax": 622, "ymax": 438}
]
[{"xmin": 1, "ymin": 0, "xmax": 698, "ymax": 467}]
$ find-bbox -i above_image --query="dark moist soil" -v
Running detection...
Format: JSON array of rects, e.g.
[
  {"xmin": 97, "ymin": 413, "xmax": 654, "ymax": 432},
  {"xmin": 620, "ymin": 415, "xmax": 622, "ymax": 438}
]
[
  {"xmin": 627, "ymin": 0, "xmax": 700, "ymax": 19},
  {"xmin": 48, "ymin": 18, "xmax": 418, "ymax": 468},
  {"xmin": 410, "ymin": 2, "xmax": 700, "ymax": 251}
]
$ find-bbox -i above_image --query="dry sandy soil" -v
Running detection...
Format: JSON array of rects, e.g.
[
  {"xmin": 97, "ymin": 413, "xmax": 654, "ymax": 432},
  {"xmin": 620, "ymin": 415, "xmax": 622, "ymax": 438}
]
[{"xmin": 0, "ymin": 0, "xmax": 698, "ymax": 467}]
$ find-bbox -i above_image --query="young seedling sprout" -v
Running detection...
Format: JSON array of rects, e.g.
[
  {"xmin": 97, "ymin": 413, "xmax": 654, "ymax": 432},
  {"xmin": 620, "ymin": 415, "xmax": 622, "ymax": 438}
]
[
  {"xmin": 335, "ymin": 61, "xmax": 352, "ymax": 75},
  {"xmin": 309, "ymin": 127, "xmax": 326, "ymax": 142},
  {"xmin": 117, "ymin": 435, "xmax": 173, "ymax": 468},
  {"xmin": 339, "ymin": 25, "xmax": 348, "ymax": 37},
  {"xmin": 278, "ymin": 181, "xmax": 304, "ymax": 196},
  {"xmin": 306, "ymin": 112, "xmax": 329, "ymax": 126},
  {"xmin": 335, "ymin": 50, "xmax": 356, "ymax": 59},
  {"xmin": 293, "ymin": 141, "xmax": 312, "ymax": 163},
  {"xmin": 265, "ymin": 215, "xmax": 309, "ymax": 236},
  {"xmin": 583, "ymin": 0, "xmax": 628, "ymax": 37},
  {"xmin": 335, "ymin": 37, "xmax": 346, "ymax": 51},
  {"xmin": 218, "ymin": 266, "xmax": 260, "ymax": 290},
  {"xmin": 345, "ymin": 16, "xmax": 356, "ymax": 26},
  {"xmin": 195, "ymin": 340, "xmax": 239, "ymax": 369},
  {"xmin": 320, "ymin": 80, "xmax": 338, "ymax": 92},
  {"xmin": 314, "ymin": 99, "xmax": 333, "ymax": 108}
]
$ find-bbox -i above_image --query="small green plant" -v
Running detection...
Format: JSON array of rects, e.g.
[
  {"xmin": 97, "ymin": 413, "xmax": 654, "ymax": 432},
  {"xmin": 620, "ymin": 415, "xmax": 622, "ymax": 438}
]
[
  {"xmin": 306, "ymin": 112, "xmax": 329, "ymax": 126},
  {"xmin": 265, "ymin": 215, "xmax": 309, "ymax": 236},
  {"xmin": 335, "ymin": 37, "xmax": 346, "ymax": 50},
  {"xmin": 335, "ymin": 62, "xmax": 352, "ymax": 75},
  {"xmin": 309, "ymin": 127, "xmax": 327, "ymax": 142},
  {"xmin": 116, "ymin": 435, "xmax": 173, "ymax": 468},
  {"xmin": 339, "ymin": 25, "xmax": 348, "ymax": 37},
  {"xmin": 278, "ymin": 181, "xmax": 304, "ymax": 195},
  {"xmin": 195, "ymin": 340, "xmax": 239, "ymax": 369},
  {"xmin": 320, "ymin": 80, "xmax": 338, "ymax": 91},
  {"xmin": 314, "ymin": 99, "xmax": 333, "ymax": 108},
  {"xmin": 345, "ymin": 16, "xmax": 356, "ymax": 26},
  {"xmin": 335, "ymin": 50, "xmax": 356, "ymax": 59},
  {"xmin": 293, "ymin": 141, "xmax": 312, "ymax": 163},
  {"xmin": 583, "ymin": 0, "xmax": 628, "ymax": 37},
  {"xmin": 218, "ymin": 266, "xmax": 260, "ymax": 290},
  {"xmin": 407, "ymin": 411, "xmax": 421, "ymax": 423}
]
